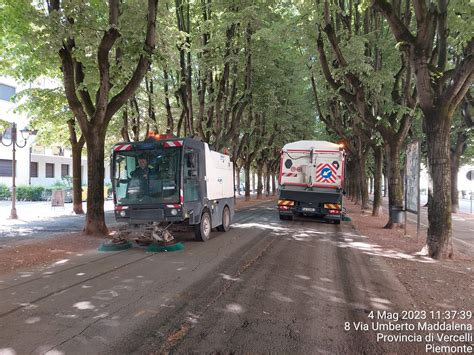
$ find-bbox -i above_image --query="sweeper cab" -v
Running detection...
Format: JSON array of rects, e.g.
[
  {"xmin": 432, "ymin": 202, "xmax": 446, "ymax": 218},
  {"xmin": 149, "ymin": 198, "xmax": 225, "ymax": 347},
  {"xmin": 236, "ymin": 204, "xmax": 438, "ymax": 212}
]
[
  {"xmin": 111, "ymin": 135, "xmax": 234, "ymax": 243},
  {"xmin": 278, "ymin": 140, "xmax": 345, "ymax": 223}
]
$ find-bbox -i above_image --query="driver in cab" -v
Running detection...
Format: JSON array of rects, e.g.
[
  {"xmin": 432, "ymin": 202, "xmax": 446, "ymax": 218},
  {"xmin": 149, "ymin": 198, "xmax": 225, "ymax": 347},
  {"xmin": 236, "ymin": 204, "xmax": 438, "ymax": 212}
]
[
  {"xmin": 132, "ymin": 154, "xmax": 154, "ymax": 180},
  {"xmin": 128, "ymin": 154, "xmax": 157, "ymax": 199}
]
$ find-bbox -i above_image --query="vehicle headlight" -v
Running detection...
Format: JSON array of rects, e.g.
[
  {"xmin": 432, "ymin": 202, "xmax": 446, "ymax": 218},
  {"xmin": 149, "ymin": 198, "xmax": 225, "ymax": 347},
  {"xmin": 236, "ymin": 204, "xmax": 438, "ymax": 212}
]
[
  {"xmin": 120, "ymin": 211, "xmax": 126, "ymax": 217},
  {"xmin": 171, "ymin": 209, "xmax": 178, "ymax": 216}
]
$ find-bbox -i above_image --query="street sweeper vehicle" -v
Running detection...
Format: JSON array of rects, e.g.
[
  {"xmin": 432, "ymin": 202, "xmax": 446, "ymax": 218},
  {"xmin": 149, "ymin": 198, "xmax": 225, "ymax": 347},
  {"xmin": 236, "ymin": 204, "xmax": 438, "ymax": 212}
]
[
  {"xmin": 278, "ymin": 140, "xmax": 345, "ymax": 224},
  {"xmin": 110, "ymin": 134, "xmax": 234, "ymax": 248}
]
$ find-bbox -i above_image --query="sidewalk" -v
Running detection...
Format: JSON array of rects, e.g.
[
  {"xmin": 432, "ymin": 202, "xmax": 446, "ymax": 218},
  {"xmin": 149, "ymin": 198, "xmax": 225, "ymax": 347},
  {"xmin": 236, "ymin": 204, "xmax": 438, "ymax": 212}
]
[
  {"xmin": 0, "ymin": 200, "xmax": 116, "ymax": 242},
  {"xmin": 0, "ymin": 199, "xmax": 115, "ymax": 223}
]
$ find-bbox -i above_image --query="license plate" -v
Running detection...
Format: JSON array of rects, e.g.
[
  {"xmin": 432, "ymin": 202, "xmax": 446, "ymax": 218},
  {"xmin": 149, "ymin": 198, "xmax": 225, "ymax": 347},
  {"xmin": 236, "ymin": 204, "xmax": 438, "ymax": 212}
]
[{"xmin": 302, "ymin": 207, "xmax": 316, "ymax": 212}]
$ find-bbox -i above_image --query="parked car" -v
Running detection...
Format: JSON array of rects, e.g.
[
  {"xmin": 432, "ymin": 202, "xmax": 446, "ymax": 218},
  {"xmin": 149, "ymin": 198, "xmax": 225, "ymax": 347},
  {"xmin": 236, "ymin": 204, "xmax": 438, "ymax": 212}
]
[{"xmin": 41, "ymin": 189, "xmax": 52, "ymax": 201}]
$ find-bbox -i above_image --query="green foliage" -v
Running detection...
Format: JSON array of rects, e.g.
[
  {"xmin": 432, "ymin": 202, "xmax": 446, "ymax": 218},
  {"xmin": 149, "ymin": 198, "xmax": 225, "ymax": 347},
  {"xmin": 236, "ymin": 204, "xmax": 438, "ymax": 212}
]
[
  {"xmin": 0, "ymin": 119, "xmax": 9, "ymax": 133},
  {"xmin": 0, "ymin": 0, "xmax": 58, "ymax": 80},
  {"xmin": 461, "ymin": 136, "xmax": 474, "ymax": 165},
  {"xmin": 446, "ymin": 0, "xmax": 473, "ymax": 54},
  {"xmin": 16, "ymin": 185, "xmax": 45, "ymax": 201},
  {"xmin": 15, "ymin": 88, "xmax": 73, "ymax": 147},
  {"xmin": 52, "ymin": 178, "xmax": 71, "ymax": 188},
  {"xmin": 0, "ymin": 183, "xmax": 11, "ymax": 200}
]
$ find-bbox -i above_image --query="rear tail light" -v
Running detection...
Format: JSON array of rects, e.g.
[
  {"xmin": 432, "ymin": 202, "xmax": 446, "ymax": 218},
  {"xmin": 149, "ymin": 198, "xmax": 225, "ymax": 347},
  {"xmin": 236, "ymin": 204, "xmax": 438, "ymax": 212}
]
[
  {"xmin": 328, "ymin": 209, "xmax": 340, "ymax": 215},
  {"xmin": 278, "ymin": 205, "xmax": 290, "ymax": 210}
]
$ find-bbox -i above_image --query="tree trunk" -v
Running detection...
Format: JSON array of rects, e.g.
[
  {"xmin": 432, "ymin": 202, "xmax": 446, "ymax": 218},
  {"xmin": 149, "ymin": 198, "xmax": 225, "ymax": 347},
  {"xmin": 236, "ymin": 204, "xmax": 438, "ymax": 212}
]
[
  {"xmin": 272, "ymin": 174, "xmax": 276, "ymax": 196},
  {"xmin": 256, "ymin": 163, "xmax": 263, "ymax": 199},
  {"xmin": 265, "ymin": 169, "xmax": 271, "ymax": 196},
  {"xmin": 84, "ymin": 130, "xmax": 108, "ymax": 235},
  {"xmin": 235, "ymin": 164, "xmax": 241, "ymax": 195},
  {"xmin": 345, "ymin": 160, "xmax": 354, "ymax": 200},
  {"xmin": 425, "ymin": 109, "xmax": 453, "ymax": 259},
  {"xmin": 53, "ymin": 0, "xmax": 158, "ymax": 236},
  {"xmin": 71, "ymin": 141, "xmax": 85, "ymax": 215},
  {"xmin": 353, "ymin": 176, "xmax": 360, "ymax": 203},
  {"xmin": 252, "ymin": 172, "xmax": 256, "ymax": 194},
  {"xmin": 352, "ymin": 162, "xmax": 361, "ymax": 204},
  {"xmin": 372, "ymin": 145, "xmax": 383, "ymax": 216},
  {"xmin": 67, "ymin": 119, "xmax": 85, "ymax": 215},
  {"xmin": 163, "ymin": 68, "xmax": 174, "ymax": 133},
  {"xmin": 371, "ymin": 0, "xmax": 470, "ymax": 260},
  {"xmin": 384, "ymin": 141, "xmax": 404, "ymax": 228},
  {"xmin": 244, "ymin": 161, "xmax": 251, "ymax": 201},
  {"xmin": 360, "ymin": 151, "xmax": 370, "ymax": 210}
]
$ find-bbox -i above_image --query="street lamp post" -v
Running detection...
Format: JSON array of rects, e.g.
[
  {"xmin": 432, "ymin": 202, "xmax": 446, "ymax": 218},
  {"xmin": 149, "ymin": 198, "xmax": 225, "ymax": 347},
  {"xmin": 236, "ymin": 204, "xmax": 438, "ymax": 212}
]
[{"xmin": 0, "ymin": 122, "xmax": 34, "ymax": 219}]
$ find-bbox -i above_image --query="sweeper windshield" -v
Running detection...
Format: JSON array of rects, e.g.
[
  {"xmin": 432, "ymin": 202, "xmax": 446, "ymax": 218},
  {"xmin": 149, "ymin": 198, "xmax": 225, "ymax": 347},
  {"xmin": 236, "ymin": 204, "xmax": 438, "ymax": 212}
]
[{"xmin": 113, "ymin": 147, "xmax": 181, "ymax": 205}]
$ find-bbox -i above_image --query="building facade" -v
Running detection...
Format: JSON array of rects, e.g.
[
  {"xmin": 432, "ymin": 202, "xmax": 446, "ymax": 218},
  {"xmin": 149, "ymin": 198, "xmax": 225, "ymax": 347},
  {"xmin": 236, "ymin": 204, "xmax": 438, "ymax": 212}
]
[{"xmin": 0, "ymin": 76, "xmax": 110, "ymax": 189}]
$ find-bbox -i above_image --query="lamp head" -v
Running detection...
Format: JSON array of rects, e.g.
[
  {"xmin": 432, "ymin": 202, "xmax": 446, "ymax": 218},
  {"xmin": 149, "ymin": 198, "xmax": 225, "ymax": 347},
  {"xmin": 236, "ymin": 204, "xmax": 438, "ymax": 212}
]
[{"xmin": 20, "ymin": 127, "xmax": 36, "ymax": 140}]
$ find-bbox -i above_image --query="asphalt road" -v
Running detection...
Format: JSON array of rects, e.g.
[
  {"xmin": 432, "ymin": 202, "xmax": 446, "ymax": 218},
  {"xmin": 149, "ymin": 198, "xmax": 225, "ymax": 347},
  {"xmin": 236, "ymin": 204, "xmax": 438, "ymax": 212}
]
[{"xmin": 0, "ymin": 203, "xmax": 426, "ymax": 353}]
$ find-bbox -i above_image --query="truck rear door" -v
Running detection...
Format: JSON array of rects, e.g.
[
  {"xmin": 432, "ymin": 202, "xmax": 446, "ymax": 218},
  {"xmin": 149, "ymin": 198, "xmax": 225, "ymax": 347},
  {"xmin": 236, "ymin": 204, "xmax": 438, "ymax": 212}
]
[{"xmin": 313, "ymin": 152, "xmax": 343, "ymax": 188}]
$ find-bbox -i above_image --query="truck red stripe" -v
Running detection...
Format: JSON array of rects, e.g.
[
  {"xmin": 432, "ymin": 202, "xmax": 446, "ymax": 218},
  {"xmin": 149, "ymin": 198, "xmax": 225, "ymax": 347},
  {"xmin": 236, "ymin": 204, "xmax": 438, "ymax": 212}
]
[
  {"xmin": 278, "ymin": 152, "xmax": 284, "ymax": 185},
  {"xmin": 163, "ymin": 140, "xmax": 183, "ymax": 148},
  {"xmin": 114, "ymin": 144, "xmax": 133, "ymax": 151}
]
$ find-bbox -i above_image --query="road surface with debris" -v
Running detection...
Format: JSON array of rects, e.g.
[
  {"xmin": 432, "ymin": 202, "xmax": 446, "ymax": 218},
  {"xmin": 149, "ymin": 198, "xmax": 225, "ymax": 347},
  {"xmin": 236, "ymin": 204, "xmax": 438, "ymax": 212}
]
[{"xmin": 0, "ymin": 203, "xmax": 434, "ymax": 353}]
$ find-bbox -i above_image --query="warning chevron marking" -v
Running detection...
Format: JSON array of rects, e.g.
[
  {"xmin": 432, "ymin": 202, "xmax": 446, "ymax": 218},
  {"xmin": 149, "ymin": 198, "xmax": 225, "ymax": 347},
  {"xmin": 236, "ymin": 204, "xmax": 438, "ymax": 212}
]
[{"xmin": 316, "ymin": 163, "xmax": 338, "ymax": 183}]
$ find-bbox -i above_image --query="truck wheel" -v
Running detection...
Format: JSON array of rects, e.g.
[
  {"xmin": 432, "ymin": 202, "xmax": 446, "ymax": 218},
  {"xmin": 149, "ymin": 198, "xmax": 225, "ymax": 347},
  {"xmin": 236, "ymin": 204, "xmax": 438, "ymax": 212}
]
[
  {"xmin": 195, "ymin": 210, "xmax": 211, "ymax": 241},
  {"xmin": 334, "ymin": 219, "xmax": 341, "ymax": 225},
  {"xmin": 217, "ymin": 206, "xmax": 231, "ymax": 232}
]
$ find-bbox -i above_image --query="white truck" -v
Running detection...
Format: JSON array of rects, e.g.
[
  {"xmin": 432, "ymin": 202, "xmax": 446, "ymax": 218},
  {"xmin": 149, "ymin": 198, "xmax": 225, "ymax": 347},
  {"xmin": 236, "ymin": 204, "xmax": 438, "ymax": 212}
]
[
  {"xmin": 278, "ymin": 140, "xmax": 345, "ymax": 224},
  {"xmin": 111, "ymin": 135, "xmax": 234, "ymax": 241}
]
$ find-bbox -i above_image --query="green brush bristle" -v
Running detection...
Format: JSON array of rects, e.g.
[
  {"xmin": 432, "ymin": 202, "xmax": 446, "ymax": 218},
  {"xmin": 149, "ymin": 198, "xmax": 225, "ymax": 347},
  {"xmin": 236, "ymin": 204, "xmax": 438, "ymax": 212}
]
[
  {"xmin": 147, "ymin": 242, "xmax": 184, "ymax": 253},
  {"xmin": 98, "ymin": 240, "xmax": 133, "ymax": 252}
]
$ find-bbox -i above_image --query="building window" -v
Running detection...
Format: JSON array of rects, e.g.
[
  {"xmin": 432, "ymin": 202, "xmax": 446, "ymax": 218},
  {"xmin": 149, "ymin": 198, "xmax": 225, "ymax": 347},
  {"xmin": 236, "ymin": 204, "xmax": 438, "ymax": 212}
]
[
  {"xmin": 32, "ymin": 145, "xmax": 45, "ymax": 154},
  {"xmin": 52, "ymin": 146, "xmax": 64, "ymax": 156},
  {"xmin": 61, "ymin": 164, "xmax": 69, "ymax": 178},
  {"xmin": 0, "ymin": 83, "xmax": 16, "ymax": 101},
  {"xmin": 30, "ymin": 162, "xmax": 38, "ymax": 178},
  {"xmin": 46, "ymin": 163, "xmax": 55, "ymax": 178},
  {"xmin": 0, "ymin": 159, "xmax": 13, "ymax": 177}
]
